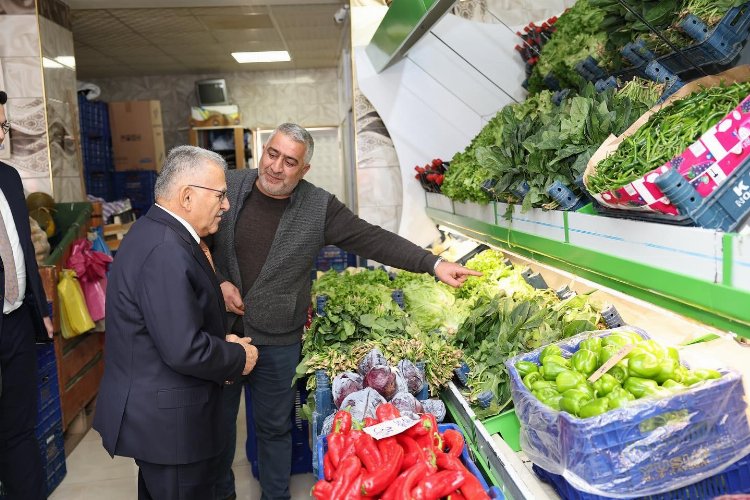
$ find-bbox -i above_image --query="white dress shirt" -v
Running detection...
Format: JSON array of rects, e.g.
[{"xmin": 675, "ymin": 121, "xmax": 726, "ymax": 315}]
[
  {"xmin": 155, "ymin": 203, "xmax": 200, "ymax": 244},
  {"xmin": 0, "ymin": 188, "xmax": 26, "ymax": 314}
]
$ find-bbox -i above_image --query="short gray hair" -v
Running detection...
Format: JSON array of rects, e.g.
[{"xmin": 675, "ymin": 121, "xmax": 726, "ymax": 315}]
[
  {"xmin": 154, "ymin": 145, "xmax": 227, "ymax": 200},
  {"xmin": 267, "ymin": 123, "xmax": 314, "ymax": 164}
]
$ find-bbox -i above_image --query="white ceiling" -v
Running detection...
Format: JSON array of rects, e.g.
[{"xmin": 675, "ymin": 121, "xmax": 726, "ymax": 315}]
[{"xmin": 68, "ymin": 0, "xmax": 348, "ymax": 78}]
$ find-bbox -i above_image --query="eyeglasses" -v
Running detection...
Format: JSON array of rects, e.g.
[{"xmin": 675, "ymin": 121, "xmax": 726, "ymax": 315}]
[
  {"xmin": 188, "ymin": 184, "xmax": 227, "ymax": 202},
  {"xmin": 0, "ymin": 121, "xmax": 9, "ymax": 134}
]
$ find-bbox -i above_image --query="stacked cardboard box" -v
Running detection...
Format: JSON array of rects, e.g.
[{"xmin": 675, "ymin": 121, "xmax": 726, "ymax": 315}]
[{"xmin": 108, "ymin": 100, "xmax": 165, "ymax": 173}]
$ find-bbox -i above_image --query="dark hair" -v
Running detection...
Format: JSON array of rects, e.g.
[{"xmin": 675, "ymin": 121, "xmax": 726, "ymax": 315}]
[{"xmin": 0, "ymin": 91, "xmax": 6, "ymax": 105}]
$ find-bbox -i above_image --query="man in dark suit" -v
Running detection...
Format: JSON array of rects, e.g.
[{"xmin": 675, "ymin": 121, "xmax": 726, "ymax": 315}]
[
  {"xmin": 0, "ymin": 90, "xmax": 54, "ymax": 500},
  {"xmin": 93, "ymin": 145, "xmax": 258, "ymax": 500}
]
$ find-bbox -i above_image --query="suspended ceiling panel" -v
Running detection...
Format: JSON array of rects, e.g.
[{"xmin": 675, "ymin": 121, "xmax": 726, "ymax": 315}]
[{"xmin": 69, "ymin": 1, "xmax": 347, "ymax": 78}]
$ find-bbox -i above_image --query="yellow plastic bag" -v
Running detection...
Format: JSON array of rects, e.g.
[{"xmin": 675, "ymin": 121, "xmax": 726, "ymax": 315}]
[{"xmin": 57, "ymin": 269, "xmax": 95, "ymax": 338}]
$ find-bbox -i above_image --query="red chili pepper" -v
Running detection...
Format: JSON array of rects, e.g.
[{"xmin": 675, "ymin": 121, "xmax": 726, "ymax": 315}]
[
  {"xmin": 342, "ymin": 472, "xmax": 365, "ymax": 500},
  {"xmin": 397, "ymin": 461, "xmax": 430, "ymax": 499},
  {"xmin": 311, "ymin": 479, "xmax": 332, "ymax": 500},
  {"xmin": 381, "ymin": 466, "xmax": 409, "ymax": 500},
  {"xmin": 411, "ymin": 470, "xmax": 468, "ymax": 500},
  {"xmin": 323, "ymin": 451, "xmax": 335, "ymax": 481},
  {"xmin": 333, "ymin": 410, "xmax": 352, "ymax": 434},
  {"xmin": 406, "ymin": 414, "xmax": 433, "ymax": 439},
  {"xmin": 361, "ymin": 442, "xmax": 403, "ymax": 496},
  {"xmin": 376, "ymin": 403, "xmax": 401, "ymax": 422},
  {"xmin": 459, "ymin": 472, "xmax": 490, "ymax": 500},
  {"xmin": 327, "ymin": 432, "xmax": 346, "ymax": 468},
  {"xmin": 352, "ymin": 431, "xmax": 382, "ymax": 472},
  {"xmin": 442, "ymin": 429, "xmax": 464, "ymax": 458},
  {"xmin": 396, "ymin": 434, "xmax": 423, "ymax": 469},
  {"xmin": 330, "ymin": 455, "xmax": 362, "ymax": 498},
  {"xmin": 447, "ymin": 492, "xmax": 467, "ymax": 500},
  {"xmin": 363, "ymin": 417, "xmax": 377, "ymax": 427},
  {"xmin": 435, "ymin": 451, "xmax": 464, "ymax": 471}
]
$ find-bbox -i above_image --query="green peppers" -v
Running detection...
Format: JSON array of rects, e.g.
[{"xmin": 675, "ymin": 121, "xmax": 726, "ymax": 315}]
[
  {"xmin": 543, "ymin": 354, "xmax": 571, "ymax": 368},
  {"xmin": 523, "ymin": 371, "xmax": 543, "ymax": 389},
  {"xmin": 515, "ymin": 361, "xmax": 539, "ymax": 378},
  {"xmin": 666, "ymin": 347, "xmax": 680, "ymax": 363},
  {"xmin": 578, "ymin": 398, "xmax": 610, "ymax": 418},
  {"xmin": 681, "ymin": 369, "xmax": 703, "ymax": 386},
  {"xmin": 603, "ymin": 332, "xmax": 639, "ymax": 348},
  {"xmin": 628, "ymin": 352, "xmax": 661, "ymax": 378},
  {"xmin": 624, "ymin": 376, "xmax": 659, "ymax": 398},
  {"xmin": 662, "ymin": 379, "xmax": 687, "ymax": 392},
  {"xmin": 531, "ymin": 380, "xmax": 557, "ymax": 391},
  {"xmin": 541, "ymin": 362, "xmax": 569, "ymax": 381},
  {"xmin": 556, "ymin": 370, "xmax": 586, "ymax": 393},
  {"xmin": 559, "ymin": 389, "xmax": 592, "ymax": 416},
  {"xmin": 693, "ymin": 368, "xmax": 722, "ymax": 381},
  {"xmin": 607, "ymin": 364, "xmax": 628, "ymax": 383},
  {"xmin": 533, "ymin": 387, "xmax": 560, "ymax": 403},
  {"xmin": 579, "ymin": 337, "xmax": 602, "ymax": 356},
  {"xmin": 571, "ymin": 349, "xmax": 598, "ymax": 375},
  {"xmin": 653, "ymin": 358, "xmax": 680, "ymax": 384},
  {"xmin": 592, "ymin": 373, "xmax": 619, "ymax": 397},
  {"xmin": 598, "ymin": 344, "xmax": 621, "ymax": 366},
  {"xmin": 539, "ymin": 344, "xmax": 563, "ymax": 364},
  {"xmin": 607, "ymin": 395, "xmax": 631, "ymax": 410}
]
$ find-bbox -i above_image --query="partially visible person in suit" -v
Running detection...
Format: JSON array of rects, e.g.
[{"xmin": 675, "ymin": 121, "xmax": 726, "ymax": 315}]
[
  {"xmin": 93, "ymin": 145, "xmax": 258, "ymax": 500},
  {"xmin": 0, "ymin": 89, "xmax": 54, "ymax": 500}
]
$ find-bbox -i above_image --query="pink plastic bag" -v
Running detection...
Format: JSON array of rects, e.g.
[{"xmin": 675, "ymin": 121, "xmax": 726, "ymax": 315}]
[{"xmin": 66, "ymin": 238, "xmax": 113, "ymax": 322}]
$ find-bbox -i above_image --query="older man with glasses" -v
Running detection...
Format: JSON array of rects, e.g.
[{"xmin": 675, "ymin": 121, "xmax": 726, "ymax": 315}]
[{"xmin": 93, "ymin": 145, "xmax": 259, "ymax": 500}]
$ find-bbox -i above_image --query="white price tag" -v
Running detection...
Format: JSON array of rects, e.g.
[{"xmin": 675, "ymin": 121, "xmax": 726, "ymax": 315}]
[{"xmin": 362, "ymin": 416, "xmax": 419, "ymax": 440}]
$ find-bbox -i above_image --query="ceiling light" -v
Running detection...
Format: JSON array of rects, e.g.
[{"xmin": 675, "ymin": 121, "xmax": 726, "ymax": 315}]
[
  {"xmin": 42, "ymin": 57, "xmax": 63, "ymax": 68},
  {"xmin": 231, "ymin": 51, "xmax": 290, "ymax": 63},
  {"xmin": 55, "ymin": 56, "xmax": 76, "ymax": 68}
]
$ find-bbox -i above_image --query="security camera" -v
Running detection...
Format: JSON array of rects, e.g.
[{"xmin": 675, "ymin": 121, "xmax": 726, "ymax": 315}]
[{"xmin": 334, "ymin": 5, "xmax": 349, "ymax": 24}]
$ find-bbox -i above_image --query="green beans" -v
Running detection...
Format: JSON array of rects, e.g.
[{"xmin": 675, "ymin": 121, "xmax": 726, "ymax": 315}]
[{"xmin": 587, "ymin": 81, "xmax": 750, "ymax": 194}]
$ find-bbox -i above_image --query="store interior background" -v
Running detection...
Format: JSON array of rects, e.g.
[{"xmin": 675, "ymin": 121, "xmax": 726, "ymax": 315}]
[{"xmin": 0, "ymin": 0, "xmax": 580, "ymax": 247}]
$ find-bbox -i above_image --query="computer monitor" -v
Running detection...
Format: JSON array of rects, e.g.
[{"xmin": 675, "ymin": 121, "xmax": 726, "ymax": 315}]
[{"xmin": 196, "ymin": 79, "xmax": 229, "ymax": 106}]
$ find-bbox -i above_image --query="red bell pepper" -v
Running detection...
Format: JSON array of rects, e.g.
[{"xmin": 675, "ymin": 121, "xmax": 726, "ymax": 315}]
[
  {"xmin": 352, "ymin": 431, "xmax": 382, "ymax": 472},
  {"xmin": 360, "ymin": 442, "xmax": 404, "ymax": 496},
  {"xmin": 398, "ymin": 462, "xmax": 430, "ymax": 499},
  {"xmin": 459, "ymin": 472, "xmax": 490, "ymax": 500},
  {"xmin": 311, "ymin": 479, "xmax": 332, "ymax": 500},
  {"xmin": 332, "ymin": 410, "xmax": 352, "ymax": 434},
  {"xmin": 323, "ymin": 451, "xmax": 335, "ymax": 481},
  {"xmin": 411, "ymin": 470, "xmax": 468, "ymax": 500},
  {"xmin": 375, "ymin": 403, "xmax": 401, "ymax": 422},
  {"xmin": 330, "ymin": 455, "xmax": 362, "ymax": 498},
  {"xmin": 442, "ymin": 429, "xmax": 464, "ymax": 457},
  {"xmin": 397, "ymin": 434, "xmax": 424, "ymax": 470}
]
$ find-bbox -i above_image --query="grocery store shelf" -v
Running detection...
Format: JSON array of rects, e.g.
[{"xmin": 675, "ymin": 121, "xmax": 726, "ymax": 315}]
[{"xmin": 426, "ymin": 196, "xmax": 750, "ymax": 338}]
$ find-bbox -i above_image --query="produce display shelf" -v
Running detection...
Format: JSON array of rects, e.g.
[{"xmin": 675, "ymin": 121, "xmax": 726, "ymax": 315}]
[
  {"xmin": 442, "ymin": 382, "xmax": 550, "ymax": 500},
  {"xmin": 425, "ymin": 197, "xmax": 750, "ymax": 339}
]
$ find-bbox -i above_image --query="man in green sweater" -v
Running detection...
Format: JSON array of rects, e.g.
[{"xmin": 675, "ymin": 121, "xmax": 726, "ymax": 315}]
[{"xmin": 211, "ymin": 122, "xmax": 479, "ymax": 500}]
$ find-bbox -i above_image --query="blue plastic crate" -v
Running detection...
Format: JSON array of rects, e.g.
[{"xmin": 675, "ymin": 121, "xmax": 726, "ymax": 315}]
[
  {"xmin": 505, "ymin": 326, "xmax": 750, "ymax": 498},
  {"xmin": 113, "ymin": 171, "xmax": 157, "ymax": 208},
  {"xmin": 533, "ymin": 452, "xmax": 750, "ymax": 500},
  {"xmin": 37, "ymin": 420, "xmax": 66, "ymax": 496},
  {"xmin": 244, "ymin": 380, "xmax": 313, "ymax": 479},
  {"xmin": 35, "ymin": 396, "xmax": 62, "ymax": 440},
  {"xmin": 36, "ymin": 362, "xmax": 59, "ymax": 414},
  {"xmin": 654, "ymin": 2, "xmax": 750, "ymax": 76},
  {"xmin": 315, "ymin": 423, "xmax": 504, "ymax": 498},
  {"xmin": 81, "ymin": 136, "xmax": 114, "ymax": 174},
  {"xmin": 78, "ymin": 94, "xmax": 110, "ymax": 137},
  {"xmin": 85, "ymin": 171, "xmax": 114, "ymax": 200},
  {"xmin": 315, "ymin": 245, "xmax": 357, "ymax": 272},
  {"xmin": 36, "ymin": 343, "xmax": 56, "ymax": 373}
]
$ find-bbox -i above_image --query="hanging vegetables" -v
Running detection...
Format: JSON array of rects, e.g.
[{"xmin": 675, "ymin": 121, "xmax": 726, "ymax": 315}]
[{"xmin": 587, "ymin": 81, "xmax": 750, "ymax": 194}]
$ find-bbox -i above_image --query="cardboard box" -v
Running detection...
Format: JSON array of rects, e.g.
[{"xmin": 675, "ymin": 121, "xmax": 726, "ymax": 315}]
[{"xmin": 109, "ymin": 100, "xmax": 165, "ymax": 172}]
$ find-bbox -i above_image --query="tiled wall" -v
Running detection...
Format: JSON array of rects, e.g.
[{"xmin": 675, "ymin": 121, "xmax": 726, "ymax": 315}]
[
  {"xmin": 39, "ymin": 11, "xmax": 85, "ymax": 202},
  {"xmin": 90, "ymin": 68, "xmax": 340, "ymax": 153},
  {"xmin": 0, "ymin": 0, "xmax": 51, "ymax": 195},
  {"xmin": 0, "ymin": 0, "xmax": 85, "ymax": 201}
]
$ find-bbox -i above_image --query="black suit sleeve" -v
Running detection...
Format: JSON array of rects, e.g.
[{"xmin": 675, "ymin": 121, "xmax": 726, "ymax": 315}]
[{"xmin": 137, "ymin": 241, "xmax": 245, "ymax": 384}]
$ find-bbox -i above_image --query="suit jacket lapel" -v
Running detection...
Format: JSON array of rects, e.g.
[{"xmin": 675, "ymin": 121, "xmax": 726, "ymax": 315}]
[{"xmin": 145, "ymin": 206, "xmax": 227, "ymax": 330}]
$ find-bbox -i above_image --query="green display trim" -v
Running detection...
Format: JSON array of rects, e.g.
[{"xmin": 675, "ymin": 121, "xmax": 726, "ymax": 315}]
[
  {"xmin": 723, "ymin": 233, "xmax": 734, "ymax": 287},
  {"xmin": 427, "ymin": 208, "xmax": 750, "ymax": 338},
  {"xmin": 443, "ymin": 394, "xmax": 512, "ymax": 498},
  {"xmin": 563, "ymin": 211, "xmax": 570, "ymax": 244}
]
